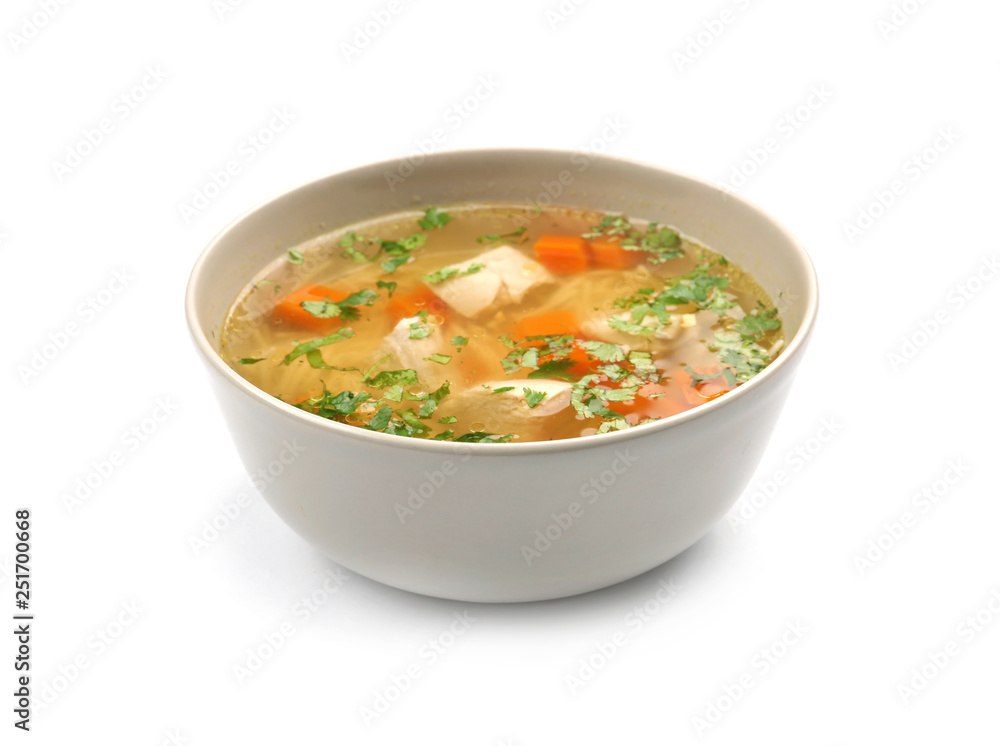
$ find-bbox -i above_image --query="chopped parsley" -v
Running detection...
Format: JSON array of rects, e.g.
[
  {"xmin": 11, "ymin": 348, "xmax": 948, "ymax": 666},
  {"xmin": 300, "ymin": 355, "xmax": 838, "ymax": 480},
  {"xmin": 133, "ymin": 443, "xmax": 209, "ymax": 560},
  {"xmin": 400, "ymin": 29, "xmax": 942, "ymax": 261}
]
[
  {"xmin": 522, "ymin": 388, "xmax": 548, "ymax": 409},
  {"xmin": 453, "ymin": 432, "xmax": 514, "ymax": 443},
  {"xmin": 282, "ymin": 328, "xmax": 355, "ymax": 365},
  {"xmin": 583, "ymin": 215, "xmax": 683, "ymax": 263},
  {"xmin": 237, "ymin": 357, "xmax": 266, "ymax": 365},
  {"xmin": 300, "ymin": 288, "xmax": 378, "ymax": 321},
  {"xmin": 450, "ymin": 335, "xmax": 468, "ymax": 351},
  {"xmin": 338, "ymin": 231, "xmax": 427, "ymax": 273},
  {"xmin": 423, "ymin": 353, "xmax": 451, "ymax": 365},
  {"xmin": 422, "ymin": 263, "xmax": 484, "ymax": 284},
  {"xmin": 476, "ymin": 227, "xmax": 526, "ymax": 244},
  {"xmin": 491, "ymin": 386, "xmax": 515, "ymax": 394},
  {"xmin": 732, "ymin": 305, "xmax": 781, "ymax": 338},
  {"xmin": 417, "ymin": 207, "xmax": 452, "ymax": 230},
  {"xmin": 409, "ymin": 318, "xmax": 433, "ymax": 339},
  {"xmin": 364, "ymin": 368, "xmax": 419, "ymax": 388}
]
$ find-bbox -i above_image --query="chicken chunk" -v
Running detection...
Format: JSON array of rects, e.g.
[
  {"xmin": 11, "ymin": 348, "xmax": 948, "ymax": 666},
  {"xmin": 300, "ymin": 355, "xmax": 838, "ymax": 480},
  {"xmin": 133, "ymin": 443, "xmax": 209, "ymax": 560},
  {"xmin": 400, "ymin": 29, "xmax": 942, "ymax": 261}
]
[
  {"xmin": 426, "ymin": 245, "xmax": 552, "ymax": 318},
  {"xmin": 378, "ymin": 316, "xmax": 450, "ymax": 389},
  {"xmin": 581, "ymin": 311, "xmax": 698, "ymax": 351}
]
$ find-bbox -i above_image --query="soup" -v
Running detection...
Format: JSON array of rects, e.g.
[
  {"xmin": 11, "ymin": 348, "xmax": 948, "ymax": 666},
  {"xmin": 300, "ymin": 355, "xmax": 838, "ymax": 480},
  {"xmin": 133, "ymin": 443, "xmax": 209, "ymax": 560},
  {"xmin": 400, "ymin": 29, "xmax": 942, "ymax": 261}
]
[{"xmin": 219, "ymin": 204, "xmax": 784, "ymax": 443}]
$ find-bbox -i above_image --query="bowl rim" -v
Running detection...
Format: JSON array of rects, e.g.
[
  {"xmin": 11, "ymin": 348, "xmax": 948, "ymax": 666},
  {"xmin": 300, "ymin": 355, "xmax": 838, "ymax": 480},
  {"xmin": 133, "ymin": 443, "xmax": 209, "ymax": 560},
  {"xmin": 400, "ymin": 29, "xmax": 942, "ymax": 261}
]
[{"xmin": 185, "ymin": 147, "xmax": 819, "ymax": 456}]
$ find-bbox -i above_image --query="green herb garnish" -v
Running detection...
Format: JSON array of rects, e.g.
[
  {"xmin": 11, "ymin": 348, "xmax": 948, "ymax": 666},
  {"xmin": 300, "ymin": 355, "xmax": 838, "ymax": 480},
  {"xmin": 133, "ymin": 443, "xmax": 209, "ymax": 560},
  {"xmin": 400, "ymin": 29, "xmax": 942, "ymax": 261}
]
[
  {"xmin": 422, "ymin": 263, "xmax": 484, "ymax": 284},
  {"xmin": 282, "ymin": 328, "xmax": 355, "ymax": 365},
  {"xmin": 417, "ymin": 207, "xmax": 452, "ymax": 230},
  {"xmin": 476, "ymin": 227, "xmax": 527, "ymax": 244}
]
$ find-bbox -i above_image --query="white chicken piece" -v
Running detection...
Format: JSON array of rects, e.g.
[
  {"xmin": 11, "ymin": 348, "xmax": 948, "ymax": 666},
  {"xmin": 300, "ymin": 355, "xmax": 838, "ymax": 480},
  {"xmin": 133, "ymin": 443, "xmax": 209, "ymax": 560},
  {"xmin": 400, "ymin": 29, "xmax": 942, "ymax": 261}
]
[
  {"xmin": 379, "ymin": 316, "xmax": 450, "ymax": 389},
  {"xmin": 452, "ymin": 378, "xmax": 575, "ymax": 440},
  {"xmin": 425, "ymin": 245, "xmax": 552, "ymax": 317},
  {"xmin": 477, "ymin": 379, "xmax": 574, "ymax": 417},
  {"xmin": 581, "ymin": 311, "xmax": 697, "ymax": 352}
]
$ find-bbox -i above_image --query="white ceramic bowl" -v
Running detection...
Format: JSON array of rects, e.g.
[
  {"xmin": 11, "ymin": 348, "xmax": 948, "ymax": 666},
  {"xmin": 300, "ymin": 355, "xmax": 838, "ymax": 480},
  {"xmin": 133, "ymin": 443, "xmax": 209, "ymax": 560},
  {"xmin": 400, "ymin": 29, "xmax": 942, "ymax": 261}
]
[{"xmin": 185, "ymin": 149, "xmax": 818, "ymax": 602}]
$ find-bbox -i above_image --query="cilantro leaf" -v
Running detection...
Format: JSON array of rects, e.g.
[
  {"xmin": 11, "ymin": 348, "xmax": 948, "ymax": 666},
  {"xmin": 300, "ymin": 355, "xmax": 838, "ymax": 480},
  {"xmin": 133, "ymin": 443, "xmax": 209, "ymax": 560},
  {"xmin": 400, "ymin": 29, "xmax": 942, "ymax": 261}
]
[
  {"xmin": 409, "ymin": 319, "xmax": 433, "ymax": 340},
  {"xmin": 423, "ymin": 353, "xmax": 451, "ymax": 365},
  {"xmin": 364, "ymin": 368, "xmax": 419, "ymax": 388},
  {"xmin": 476, "ymin": 227, "xmax": 526, "ymax": 244},
  {"xmin": 491, "ymin": 386, "xmax": 515, "ymax": 394},
  {"xmin": 453, "ymin": 432, "xmax": 513, "ymax": 443},
  {"xmin": 417, "ymin": 207, "xmax": 453, "ymax": 230},
  {"xmin": 295, "ymin": 390, "xmax": 371, "ymax": 418},
  {"xmin": 578, "ymin": 340, "xmax": 626, "ymax": 363},
  {"xmin": 288, "ymin": 249, "xmax": 304, "ymax": 264},
  {"xmin": 522, "ymin": 388, "xmax": 548, "ymax": 409},
  {"xmin": 526, "ymin": 358, "xmax": 578, "ymax": 381},
  {"xmin": 237, "ymin": 357, "xmax": 266, "ymax": 365},
  {"xmin": 733, "ymin": 306, "xmax": 781, "ymax": 338},
  {"xmin": 422, "ymin": 263, "xmax": 484, "ymax": 284},
  {"xmin": 377, "ymin": 280, "xmax": 397, "ymax": 297},
  {"xmin": 282, "ymin": 328, "xmax": 355, "ymax": 365}
]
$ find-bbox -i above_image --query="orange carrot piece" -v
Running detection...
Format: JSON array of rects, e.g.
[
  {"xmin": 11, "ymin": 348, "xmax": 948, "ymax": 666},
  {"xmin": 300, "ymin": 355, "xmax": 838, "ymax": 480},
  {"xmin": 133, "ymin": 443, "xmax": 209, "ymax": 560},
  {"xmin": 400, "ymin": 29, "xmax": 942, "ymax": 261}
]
[
  {"xmin": 273, "ymin": 284, "xmax": 348, "ymax": 334},
  {"xmin": 608, "ymin": 383, "xmax": 693, "ymax": 420},
  {"xmin": 386, "ymin": 285, "xmax": 448, "ymax": 322},
  {"xmin": 534, "ymin": 235, "xmax": 590, "ymax": 274},
  {"xmin": 589, "ymin": 239, "xmax": 642, "ymax": 269},
  {"xmin": 511, "ymin": 310, "xmax": 581, "ymax": 340}
]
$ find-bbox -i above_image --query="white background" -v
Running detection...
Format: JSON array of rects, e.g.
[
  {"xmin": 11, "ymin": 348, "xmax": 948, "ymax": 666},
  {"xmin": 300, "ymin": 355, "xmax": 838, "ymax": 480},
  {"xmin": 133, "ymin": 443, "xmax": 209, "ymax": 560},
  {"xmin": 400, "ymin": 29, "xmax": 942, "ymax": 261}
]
[{"xmin": 4, "ymin": 0, "xmax": 999, "ymax": 742}]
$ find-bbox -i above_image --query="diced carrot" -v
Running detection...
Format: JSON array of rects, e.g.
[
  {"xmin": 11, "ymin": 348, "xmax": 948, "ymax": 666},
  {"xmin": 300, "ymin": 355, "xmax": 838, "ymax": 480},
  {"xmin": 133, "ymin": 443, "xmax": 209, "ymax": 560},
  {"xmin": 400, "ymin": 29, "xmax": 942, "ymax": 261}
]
[
  {"xmin": 534, "ymin": 235, "xmax": 590, "ymax": 274},
  {"xmin": 510, "ymin": 311, "xmax": 599, "ymax": 375},
  {"xmin": 673, "ymin": 367, "xmax": 734, "ymax": 406},
  {"xmin": 589, "ymin": 239, "xmax": 643, "ymax": 269},
  {"xmin": 608, "ymin": 383, "xmax": 693, "ymax": 420},
  {"xmin": 273, "ymin": 284, "xmax": 348, "ymax": 334},
  {"xmin": 387, "ymin": 285, "xmax": 448, "ymax": 322},
  {"xmin": 511, "ymin": 310, "xmax": 581, "ymax": 340}
]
